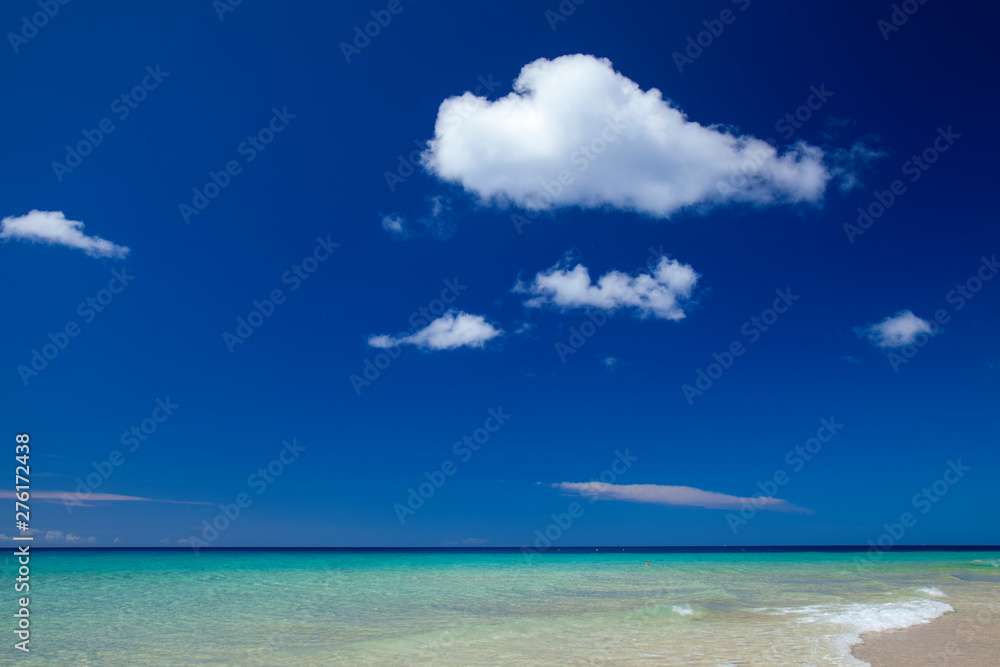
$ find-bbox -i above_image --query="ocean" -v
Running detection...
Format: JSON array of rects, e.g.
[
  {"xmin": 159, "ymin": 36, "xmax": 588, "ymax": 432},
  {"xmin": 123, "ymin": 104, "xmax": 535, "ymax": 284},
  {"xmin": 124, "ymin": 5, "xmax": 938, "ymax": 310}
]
[{"xmin": 7, "ymin": 547, "xmax": 999, "ymax": 666}]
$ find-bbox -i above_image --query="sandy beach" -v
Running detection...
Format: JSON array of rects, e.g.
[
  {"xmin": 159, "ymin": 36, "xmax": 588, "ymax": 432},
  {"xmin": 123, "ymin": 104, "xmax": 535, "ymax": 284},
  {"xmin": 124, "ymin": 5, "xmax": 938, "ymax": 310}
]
[{"xmin": 852, "ymin": 604, "xmax": 1000, "ymax": 666}]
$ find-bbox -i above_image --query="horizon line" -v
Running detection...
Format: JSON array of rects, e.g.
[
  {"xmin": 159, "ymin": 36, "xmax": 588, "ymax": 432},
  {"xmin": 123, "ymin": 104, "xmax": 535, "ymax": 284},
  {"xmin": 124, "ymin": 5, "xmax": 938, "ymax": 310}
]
[{"xmin": 25, "ymin": 544, "xmax": 1000, "ymax": 551}]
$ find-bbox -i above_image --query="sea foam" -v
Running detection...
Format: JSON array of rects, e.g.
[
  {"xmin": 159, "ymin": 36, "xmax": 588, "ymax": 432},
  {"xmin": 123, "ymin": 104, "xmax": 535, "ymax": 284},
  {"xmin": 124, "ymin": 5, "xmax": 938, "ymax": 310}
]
[
  {"xmin": 772, "ymin": 597, "xmax": 953, "ymax": 663},
  {"xmin": 917, "ymin": 586, "xmax": 946, "ymax": 597}
]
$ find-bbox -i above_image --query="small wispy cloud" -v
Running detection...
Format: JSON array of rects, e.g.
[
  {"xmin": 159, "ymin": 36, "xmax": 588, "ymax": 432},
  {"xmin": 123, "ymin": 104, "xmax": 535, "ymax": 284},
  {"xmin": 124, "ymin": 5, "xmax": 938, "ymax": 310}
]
[
  {"xmin": 516, "ymin": 256, "xmax": 699, "ymax": 320},
  {"xmin": 513, "ymin": 322, "xmax": 535, "ymax": 336},
  {"xmin": 0, "ymin": 490, "xmax": 209, "ymax": 507},
  {"xmin": 420, "ymin": 195, "xmax": 455, "ymax": 239},
  {"xmin": 828, "ymin": 141, "xmax": 885, "ymax": 193},
  {"xmin": 1, "ymin": 210, "xmax": 129, "ymax": 258},
  {"xmin": 19, "ymin": 530, "xmax": 98, "ymax": 544},
  {"xmin": 381, "ymin": 214, "xmax": 408, "ymax": 239},
  {"xmin": 555, "ymin": 481, "xmax": 812, "ymax": 513},
  {"xmin": 857, "ymin": 310, "xmax": 934, "ymax": 348},
  {"xmin": 380, "ymin": 196, "xmax": 455, "ymax": 241},
  {"xmin": 602, "ymin": 356, "xmax": 621, "ymax": 372},
  {"xmin": 369, "ymin": 310, "xmax": 503, "ymax": 350}
]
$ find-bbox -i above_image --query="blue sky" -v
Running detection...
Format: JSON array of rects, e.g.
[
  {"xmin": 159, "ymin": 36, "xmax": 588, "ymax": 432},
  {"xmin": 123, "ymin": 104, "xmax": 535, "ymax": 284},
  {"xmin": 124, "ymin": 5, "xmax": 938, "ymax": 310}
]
[{"xmin": 2, "ymin": 0, "xmax": 998, "ymax": 548}]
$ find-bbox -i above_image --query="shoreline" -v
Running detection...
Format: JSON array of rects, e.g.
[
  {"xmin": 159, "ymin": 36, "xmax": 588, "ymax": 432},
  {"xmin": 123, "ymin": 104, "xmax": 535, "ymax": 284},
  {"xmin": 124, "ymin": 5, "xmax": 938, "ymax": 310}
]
[{"xmin": 852, "ymin": 604, "xmax": 1000, "ymax": 666}]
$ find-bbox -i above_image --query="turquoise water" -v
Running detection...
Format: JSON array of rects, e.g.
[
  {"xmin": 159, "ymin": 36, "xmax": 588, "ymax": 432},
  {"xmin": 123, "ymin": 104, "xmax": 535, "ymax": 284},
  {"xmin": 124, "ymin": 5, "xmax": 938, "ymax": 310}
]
[{"xmin": 5, "ymin": 549, "xmax": 999, "ymax": 666}]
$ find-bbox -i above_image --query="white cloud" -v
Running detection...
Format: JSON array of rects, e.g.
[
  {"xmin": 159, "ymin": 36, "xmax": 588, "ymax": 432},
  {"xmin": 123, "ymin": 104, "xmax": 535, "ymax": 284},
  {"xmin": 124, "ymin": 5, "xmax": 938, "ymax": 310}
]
[
  {"xmin": 859, "ymin": 310, "xmax": 934, "ymax": 348},
  {"xmin": 43, "ymin": 531, "xmax": 64, "ymax": 541},
  {"xmin": 602, "ymin": 356, "xmax": 621, "ymax": 371},
  {"xmin": 381, "ymin": 214, "xmax": 408, "ymax": 238},
  {"xmin": 556, "ymin": 482, "xmax": 811, "ymax": 513},
  {"xmin": 369, "ymin": 310, "xmax": 503, "ymax": 350},
  {"xmin": 422, "ymin": 54, "xmax": 830, "ymax": 219},
  {"xmin": 517, "ymin": 256, "xmax": 699, "ymax": 320},
  {"xmin": 1, "ymin": 210, "xmax": 129, "ymax": 258}
]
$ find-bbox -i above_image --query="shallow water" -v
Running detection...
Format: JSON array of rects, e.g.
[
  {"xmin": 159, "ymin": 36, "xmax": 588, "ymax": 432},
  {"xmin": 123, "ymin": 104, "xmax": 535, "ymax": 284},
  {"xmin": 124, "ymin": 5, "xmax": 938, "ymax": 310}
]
[{"xmin": 7, "ymin": 548, "xmax": 999, "ymax": 666}]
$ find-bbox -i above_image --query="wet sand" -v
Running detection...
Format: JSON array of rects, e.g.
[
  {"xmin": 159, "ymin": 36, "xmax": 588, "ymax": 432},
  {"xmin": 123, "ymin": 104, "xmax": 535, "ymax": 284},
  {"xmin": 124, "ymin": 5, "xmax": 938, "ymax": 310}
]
[{"xmin": 852, "ymin": 604, "xmax": 1000, "ymax": 666}]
